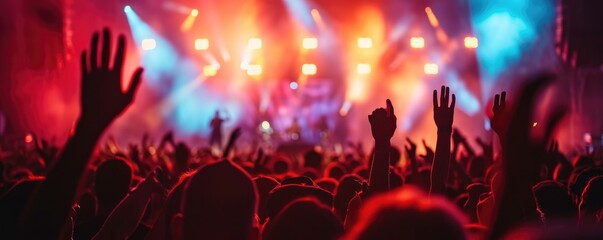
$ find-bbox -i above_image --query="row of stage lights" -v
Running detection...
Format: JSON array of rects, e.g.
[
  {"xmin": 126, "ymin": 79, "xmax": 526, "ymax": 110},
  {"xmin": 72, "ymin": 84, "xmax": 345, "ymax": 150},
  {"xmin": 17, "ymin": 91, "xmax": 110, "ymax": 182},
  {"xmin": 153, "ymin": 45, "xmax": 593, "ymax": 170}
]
[
  {"xmin": 134, "ymin": 6, "xmax": 478, "ymax": 78},
  {"xmin": 142, "ymin": 36, "xmax": 479, "ymax": 51},
  {"xmin": 142, "ymin": 36, "xmax": 477, "ymax": 77},
  {"xmin": 199, "ymin": 62, "xmax": 438, "ymax": 78}
]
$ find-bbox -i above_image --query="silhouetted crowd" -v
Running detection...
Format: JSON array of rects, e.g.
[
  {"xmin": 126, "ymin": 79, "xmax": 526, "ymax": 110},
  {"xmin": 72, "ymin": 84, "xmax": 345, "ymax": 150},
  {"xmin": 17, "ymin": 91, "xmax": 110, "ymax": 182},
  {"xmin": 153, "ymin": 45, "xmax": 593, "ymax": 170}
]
[{"xmin": 1, "ymin": 29, "xmax": 602, "ymax": 240}]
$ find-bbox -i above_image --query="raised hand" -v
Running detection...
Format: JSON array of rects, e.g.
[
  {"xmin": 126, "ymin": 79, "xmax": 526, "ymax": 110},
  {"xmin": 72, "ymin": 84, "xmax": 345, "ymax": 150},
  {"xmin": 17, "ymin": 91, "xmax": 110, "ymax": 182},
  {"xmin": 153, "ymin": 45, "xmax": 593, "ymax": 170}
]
[
  {"xmin": 405, "ymin": 138, "xmax": 419, "ymax": 173},
  {"xmin": 476, "ymin": 137, "xmax": 493, "ymax": 165},
  {"xmin": 223, "ymin": 127, "xmax": 242, "ymax": 158},
  {"xmin": 368, "ymin": 99, "xmax": 397, "ymax": 143},
  {"xmin": 430, "ymin": 86, "xmax": 455, "ymax": 195},
  {"xmin": 419, "ymin": 139, "xmax": 435, "ymax": 163},
  {"xmin": 21, "ymin": 29, "xmax": 144, "ymax": 239},
  {"xmin": 433, "ymin": 86, "xmax": 456, "ymax": 132},
  {"xmin": 404, "ymin": 137, "xmax": 417, "ymax": 162},
  {"xmin": 452, "ymin": 128, "xmax": 465, "ymax": 148},
  {"xmin": 490, "ymin": 91, "xmax": 509, "ymax": 138},
  {"xmin": 368, "ymin": 99, "xmax": 396, "ymax": 194},
  {"xmin": 80, "ymin": 28, "xmax": 143, "ymax": 128}
]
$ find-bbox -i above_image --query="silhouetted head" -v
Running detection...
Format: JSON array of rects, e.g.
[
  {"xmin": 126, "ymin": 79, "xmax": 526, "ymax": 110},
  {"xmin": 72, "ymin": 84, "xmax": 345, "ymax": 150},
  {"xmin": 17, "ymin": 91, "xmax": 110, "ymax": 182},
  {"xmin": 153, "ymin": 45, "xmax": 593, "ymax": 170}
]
[
  {"xmin": 254, "ymin": 176, "xmax": 280, "ymax": 223},
  {"xmin": 569, "ymin": 168, "xmax": 603, "ymax": 202},
  {"xmin": 304, "ymin": 150, "xmax": 323, "ymax": 171},
  {"xmin": 333, "ymin": 174, "xmax": 362, "ymax": 220},
  {"xmin": 390, "ymin": 167, "xmax": 405, "ymax": 189},
  {"xmin": 262, "ymin": 198, "xmax": 344, "ymax": 240},
  {"xmin": 180, "ymin": 160, "xmax": 257, "ymax": 240},
  {"xmin": 324, "ymin": 162, "xmax": 346, "ymax": 181},
  {"xmin": 174, "ymin": 143, "xmax": 190, "ymax": 172},
  {"xmin": 573, "ymin": 155, "xmax": 594, "ymax": 169},
  {"xmin": 316, "ymin": 178, "xmax": 338, "ymax": 193},
  {"xmin": 94, "ymin": 158, "xmax": 132, "ymax": 214},
  {"xmin": 579, "ymin": 176, "xmax": 603, "ymax": 222},
  {"xmin": 389, "ymin": 146, "xmax": 402, "ymax": 166},
  {"xmin": 352, "ymin": 166, "xmax": 369, "ymax": 180},
  {"xmin": 346, "ymin": 187, "xmax": 466, "ymax": 240},
  {"xmin": 300, "ymin": 167, "xmax": 320, "ymax": 180},
  {"xmin": 267, "ymin": 184, "xmax": 333, "ymax": 220},
  {"xmin": 532, "ymin": 180, "xmax": 577, "ymax": 223},
  {"xmin": 0, "ymin": 177, "xmax": 44, "ymax": 239},
  {"xmin": 272, "ymin": 157, "xmax": 290, "ymax": 175},
  {"xmin": 404, "ymin": 167, "xmax": 431, "ymax": 191}
]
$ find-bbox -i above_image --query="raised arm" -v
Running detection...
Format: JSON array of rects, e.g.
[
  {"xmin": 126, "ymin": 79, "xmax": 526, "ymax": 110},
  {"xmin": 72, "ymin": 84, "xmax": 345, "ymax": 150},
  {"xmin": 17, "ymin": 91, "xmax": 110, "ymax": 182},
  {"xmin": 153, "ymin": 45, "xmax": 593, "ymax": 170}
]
[
  {"xmin": 404, "ymin": 138, "xmax": 419, "ymax": 174},
  {"xmin": 430, "ymin": 86, "xmax": 455, "ymax": 195},
  {"xmin": 93, "ymin": 169, "xmax": 168, "ymax": 240},
  {"xmin": 21, "ymin": 29, "xmax": 143, "ymax": 239},
  {"xmin": 490, "ymin": 91, "xmax": 509, "ymax": 148},
  {"xmin": 491, "ymin": 74, "xmax": 564, "ymax": 238},
  {"xmin": 368, "ymin": 99, "xmax": 396, "ymax": 194}
]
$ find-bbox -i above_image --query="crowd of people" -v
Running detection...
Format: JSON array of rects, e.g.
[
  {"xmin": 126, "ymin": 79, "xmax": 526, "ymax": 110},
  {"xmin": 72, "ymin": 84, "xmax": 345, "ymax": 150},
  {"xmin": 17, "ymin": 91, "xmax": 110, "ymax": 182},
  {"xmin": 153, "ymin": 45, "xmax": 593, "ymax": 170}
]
[{"xmin": 1, "ymin": 29, "xmax": 602, "ymax": 240}]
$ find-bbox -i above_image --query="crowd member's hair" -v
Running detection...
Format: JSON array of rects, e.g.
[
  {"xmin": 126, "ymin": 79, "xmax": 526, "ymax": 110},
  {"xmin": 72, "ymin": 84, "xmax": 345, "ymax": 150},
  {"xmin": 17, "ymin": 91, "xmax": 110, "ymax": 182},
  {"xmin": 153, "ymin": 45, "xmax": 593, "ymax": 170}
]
[
  {"xmin": 180, "ymin": 160, "xmax": 257, "ymax": 240},
  {"xmin": 94, "ymin": 158, "xmax": 133, "ymax": 215},
  {"xmin": 568, "ymin": 168, "xmax": 603, "ymax": 202},
  {"xmin": 262, "ymin": 198, "xmax": 343, "ymax": 240},
  {"xmin": 532, "ymin": 180, "xmax": 577, "ymax": 223},
  {"xmin": 266, "ymin": 184, "xmax": 333, "ymax": 220},
  {"xmin": 579, "ymin": 176, "xmax": 603, "ymax": 222},
  {"xmin": 346, "ymin": 187, "xmax": 467, "ymax": 240},
  {"xmin": 254, "ymin": 176, "xmax": 280, "ymax": 223}
]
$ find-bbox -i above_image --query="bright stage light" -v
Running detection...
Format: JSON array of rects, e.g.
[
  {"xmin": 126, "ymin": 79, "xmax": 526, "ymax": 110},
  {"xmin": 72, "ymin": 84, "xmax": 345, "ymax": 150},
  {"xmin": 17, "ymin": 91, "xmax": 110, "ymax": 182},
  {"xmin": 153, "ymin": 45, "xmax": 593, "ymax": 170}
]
[
  {"xmin": 203, "ymin": 64, "xmax": 219, "ymax": 77},
  {"xmin": 357, "ymin": 37, "xmax": 373, "ymax": 49},
  {"xmin": 410, "ymin": 37, "xmax": 425, "ymax": 49},
  {"xmin": 141, "ymin": 39, "xmax": 156, "ymax": 50},
  {"xmin": 247, "ymin": 64, "xmax": 262, "ymax": 76},
  {"xmin": 191, "ymin": 9, "xmax": 199, "ymax": 17},
  {"xmin": 464, "ymin": 37, "xmax": 478, "ymax": 49},
  {"xmin": 24, "ymin": 134, "xmax": 33, "ymax": 143},
  {"xmin": 248, "ymin": 38, "xmax": 262, "ymax": 50},
  {"xmin": 303, "ymin": 38, "xmax": 318, "ymax": 49},
  {"xmin": 261, "ymin": 121, "xmax": 271, "ymax": 130},
  {"xmin": 290, "ymin": 81, "xmax": 299, "ymax": 90},
  {"xmin": 424, "ymin": 63, "xmax": 439, "ymax": 75},
  {"xmin": 425, "ymin": 7, "xmax": 440, "ymax": 27},
  {"xmin": 357, "ymin": 64, "xmax": 371, "ymax": 74},
  {"xmin": 194, "ymin": 38, "xmax": 209, "ymax": 50},
  {"xmin": 302, "ymin": 64, "xmax": 317, "ymax": 75},
  {"xmin": 124, "ymin": 5, "xmax": 132, "ymax": 13}
]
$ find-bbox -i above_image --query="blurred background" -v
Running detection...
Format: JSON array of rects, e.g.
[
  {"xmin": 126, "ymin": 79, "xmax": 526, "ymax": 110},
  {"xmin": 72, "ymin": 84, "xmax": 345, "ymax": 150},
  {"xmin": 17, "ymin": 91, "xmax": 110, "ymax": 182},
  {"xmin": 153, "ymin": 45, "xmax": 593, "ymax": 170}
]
[{"xmin": 0, "ymin": 0, "xmax": 602, "ymax": 155}]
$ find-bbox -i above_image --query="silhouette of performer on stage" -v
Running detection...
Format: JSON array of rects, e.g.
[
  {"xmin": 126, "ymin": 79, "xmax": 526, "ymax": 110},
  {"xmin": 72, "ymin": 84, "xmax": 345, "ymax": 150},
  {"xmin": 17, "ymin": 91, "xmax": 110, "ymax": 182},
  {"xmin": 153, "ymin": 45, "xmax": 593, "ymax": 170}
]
[{"xmin": 209, "ymin": 110, "xmax": 228, "ymax": 148}]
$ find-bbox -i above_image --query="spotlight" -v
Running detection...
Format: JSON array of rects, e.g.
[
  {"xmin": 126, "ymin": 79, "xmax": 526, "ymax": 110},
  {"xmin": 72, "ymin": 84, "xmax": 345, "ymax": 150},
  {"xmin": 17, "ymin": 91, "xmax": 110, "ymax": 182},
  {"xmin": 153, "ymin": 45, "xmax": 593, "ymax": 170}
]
[
  {"xmin": 357, "ymin": 37, "xmax": 372, "ymax": 49},
  {"xmin": 302, "ymin": 64, "xmax": 317, "ymax": 75},
  {"xmin": 141, "ymin": 39, "xmax": 156, "ymax": 50},
  {"xmin": 195, "ymin": 38, "xmax": 209, "ymax": 50},
  {"xmin": 410, "ymin": 37, "xmax": 425, "ymax": 49},
  {"xmin": 203, "ymin": 64, "xmax": 219, "ymax": 77},
  {"xmin": 261, "ymin": 121, "xmax": 271, "ymax": 130},
  {"xmin": 247, "ymin": 64, "xmax": 262, "ymax": 76},
  {"xmin": 303, "ymin": 38, "xmax": 318, "ymax": 49},
  {"xmin": 357, "ymin": 63, "xmax": 371, "ymax": 74},
  {"xmin": 24, "ymin": 134, "xmax": 33, "ymax": 143},
  {"xmin": 124, "ymin": 5, "xmax": 132, "ymax": 13},
  {"xmin": 290, "ymin": 81, "xmax": 299, "ymax": 90},
  {"xmin": 248, "ymin": 38, "xmax": 262, "ymax": 50},
  {"xmin": 424, "ymin": 63, "xmax": 439, "ymax": 75},
  {"xmin": 191, "ymin": 9, "xmax": 199, "ymax": 17},
  {"xmin": 464, "ymin": 37, "xmax": 478, "ymax": 48}
]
